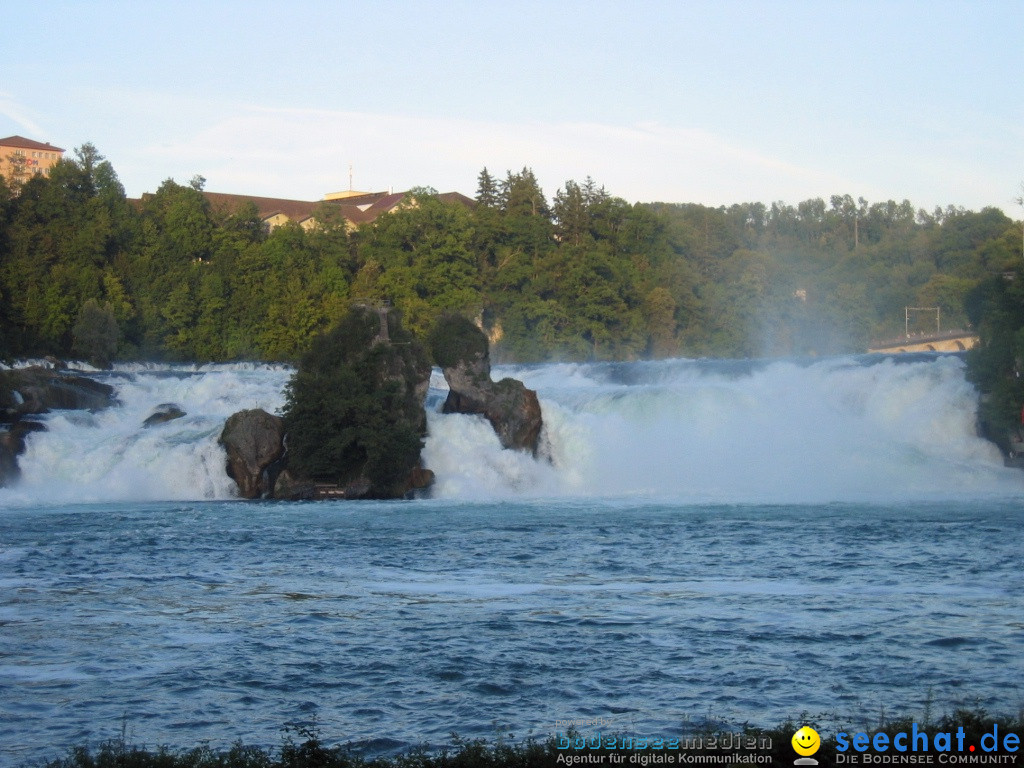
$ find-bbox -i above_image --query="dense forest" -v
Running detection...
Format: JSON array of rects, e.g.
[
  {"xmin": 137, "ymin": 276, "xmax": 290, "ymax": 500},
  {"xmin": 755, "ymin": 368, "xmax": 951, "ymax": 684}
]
[{"xmin": 0, "ymin": 143, "xmax": 1020, "ymax": 365}]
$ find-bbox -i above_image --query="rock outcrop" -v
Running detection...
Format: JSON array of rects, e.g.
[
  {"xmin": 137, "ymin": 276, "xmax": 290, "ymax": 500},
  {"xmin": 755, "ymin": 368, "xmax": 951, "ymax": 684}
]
[
  {"xmin": 0, "ymin": 367, "xmax": 115, "ymax": 488},
  {"xmin": 282, "ymin": 306, "xmax": 433, "ymax": 499},
  {"xmin": 142, "ymin": 403, "xmax": 186, "ymax": 428},
  {"xmin": 0, "ymin": 367, "xmax": 117, "ymax": 424},
  {"xmin": 218, "ymin": 409, "xmax": 286, "ymax": 499},
  {"xmin": 430, "ymin": 314, "xmax": 543, "ymax": 455},
  {"xmin": 221, "ymin": 305, "xmax": 434, "ymax": 501}
]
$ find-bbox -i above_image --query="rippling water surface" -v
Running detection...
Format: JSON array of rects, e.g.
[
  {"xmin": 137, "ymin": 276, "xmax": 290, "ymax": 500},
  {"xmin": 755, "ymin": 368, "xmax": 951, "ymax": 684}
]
[
  {"xmin": 3, "ymin": 356, "xmax": 1024, "ymax": 764},
  {"xmin": 2, "ymin": 498, "xmax": 1023, "ymax": 765}
]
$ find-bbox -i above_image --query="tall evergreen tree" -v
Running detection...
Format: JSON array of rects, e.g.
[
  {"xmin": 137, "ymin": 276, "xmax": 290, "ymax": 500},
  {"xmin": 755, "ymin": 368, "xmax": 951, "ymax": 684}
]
[
  {"xmin": 553, "ymin": 180, "xmax": 589, "ymax": 246},
  {"xmin": 476, "ymin": 167, "xmax": 499, "ymax": 208},
  {"xmin": 501, "ymin": 168, "xmax": 549, "ymax": 218}
]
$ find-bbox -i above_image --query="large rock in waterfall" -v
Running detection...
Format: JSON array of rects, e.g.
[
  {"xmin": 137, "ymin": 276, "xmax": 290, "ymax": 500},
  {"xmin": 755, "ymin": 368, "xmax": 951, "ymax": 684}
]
[
  {"xmin": 142, "ymin": 403, "xmax": 186, "ymax": 428},
  {"xmin": 0, "ymin": 367, "xmax": 117, "ymax": 424},
  {"xmin": 429, "ymin": 314, "xmax": 543, "ymax": 455},
  {"xmin": 226, "ymin": 305, "xmax": 434, "ymax": 501},
  {"xmin": 0, "ymin": 420, "xmax": 46, "ymax": 487},
  {"xmin": 218, "ymin": 409, "xmax": 286, "ymax": 499}
]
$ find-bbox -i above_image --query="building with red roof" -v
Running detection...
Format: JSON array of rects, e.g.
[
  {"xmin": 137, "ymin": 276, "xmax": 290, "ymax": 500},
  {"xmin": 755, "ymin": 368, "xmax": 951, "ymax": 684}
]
[{"xmin": 0, "ymin": 135, "xmax": 65, "ymax": 187}]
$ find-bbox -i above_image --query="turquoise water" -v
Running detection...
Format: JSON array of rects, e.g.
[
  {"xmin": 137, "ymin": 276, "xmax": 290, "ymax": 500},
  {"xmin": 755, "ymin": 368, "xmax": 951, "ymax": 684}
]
[
  {"xmin": 2, "ymin": 356, "xmax": 1023, "ymax": 764},
  {"xmin": 2, "ymin": 497, "xmax": 1023, "ymax": 764}
]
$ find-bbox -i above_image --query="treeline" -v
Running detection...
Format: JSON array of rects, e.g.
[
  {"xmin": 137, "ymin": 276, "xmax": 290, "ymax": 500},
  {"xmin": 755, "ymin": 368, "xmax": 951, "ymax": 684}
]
[
  {"xmin": 962, "ymin": 256, "xmax": 1024, "ymax": 446},
  {"xmin": 0, "ymin": 144, "xmax": 1019, "ymax": 364}
]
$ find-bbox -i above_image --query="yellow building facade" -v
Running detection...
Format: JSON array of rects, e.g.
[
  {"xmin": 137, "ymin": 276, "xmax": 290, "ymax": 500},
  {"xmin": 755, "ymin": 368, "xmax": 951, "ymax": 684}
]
[{"xmin": 0, "ymin": 135, "xmax": 65, "ymax": 187}]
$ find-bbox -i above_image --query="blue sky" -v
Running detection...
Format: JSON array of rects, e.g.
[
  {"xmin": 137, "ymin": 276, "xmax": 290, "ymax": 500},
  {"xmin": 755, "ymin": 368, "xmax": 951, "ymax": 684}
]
[{"xmin": 2, "ymin": 0, "xmax": 1021, "ymax": 212}]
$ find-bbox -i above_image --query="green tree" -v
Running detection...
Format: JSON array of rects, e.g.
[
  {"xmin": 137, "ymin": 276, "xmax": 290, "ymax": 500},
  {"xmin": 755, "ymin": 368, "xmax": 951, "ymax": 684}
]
[
  {"xmin": 644, "ymin": 286, "xmax": 678, "ymax": 357},
  {"xmin": 358, "ymin": 193, "xmax": 482, "ymax": 336},
  {"xmin": 0, "ymin": 145, "xmax": 130, "ymax": 356},
  {"xmin": 965, "ymin": 271, "xmax": 1024, "ymax": 452},
  {"xmin": 553, "ymin": 180, "xmax": 589, "ymax": 246},
  {"xmin": 72, "ymin": 298, "xmax": 119, "ymax": 367},
  {"xmin": 475, "ymin": 167, "xmax": 499, "ymax": 208},
  {"xmin": 282, "ymin": 307, "xmax": 431, "ymax": 497}
]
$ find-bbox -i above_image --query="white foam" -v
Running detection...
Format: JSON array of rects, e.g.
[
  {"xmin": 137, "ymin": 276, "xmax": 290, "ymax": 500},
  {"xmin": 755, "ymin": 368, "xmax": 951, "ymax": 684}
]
[
  {"xmin": 3, "ymin": 355, "xmax": 1022, "ymax": 506},
  {"xmin": 423, "ymin": 355, "xmax": 1024, "ymax": 503},
  {"xmin": 1, "ymin": 364, "xmax": 291, "ymax": 505}
]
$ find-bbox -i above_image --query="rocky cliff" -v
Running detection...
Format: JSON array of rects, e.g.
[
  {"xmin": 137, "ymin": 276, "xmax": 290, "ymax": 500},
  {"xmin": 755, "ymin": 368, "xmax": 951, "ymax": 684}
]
[{"xmin": 429, "ymin": 314, "xmax": 543, "ymax": 455}]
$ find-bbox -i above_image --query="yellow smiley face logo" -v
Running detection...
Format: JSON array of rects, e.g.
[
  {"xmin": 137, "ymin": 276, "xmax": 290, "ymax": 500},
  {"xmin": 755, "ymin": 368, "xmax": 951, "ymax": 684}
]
[{"xmin": 792, "ymin": 726, "xmax": 821, "ymax": 756}]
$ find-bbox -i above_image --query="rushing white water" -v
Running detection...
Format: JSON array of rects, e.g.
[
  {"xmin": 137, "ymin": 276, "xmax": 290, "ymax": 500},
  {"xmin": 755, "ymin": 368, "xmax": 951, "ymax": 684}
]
[
  {"xmin": 0, "ymin": 364, "xmax": 292, "ymax": 506},
  {"xmin": 2, "ymin": 354, "xmax": 1022, "ymax": 506},
  {"xmin": 426, "ymin": 355, "xmax": 1024, "ymax": 503}
]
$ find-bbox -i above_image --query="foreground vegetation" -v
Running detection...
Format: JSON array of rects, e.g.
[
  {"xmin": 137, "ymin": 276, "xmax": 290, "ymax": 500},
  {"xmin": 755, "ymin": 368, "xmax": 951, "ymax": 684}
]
[
  {"xmin": 0, "ymin": 144, "xmax": 1019, "ymax": 365},
  {"xmin": 26, "ymin": 707, "xmax": 1024, "ymax": 768}
]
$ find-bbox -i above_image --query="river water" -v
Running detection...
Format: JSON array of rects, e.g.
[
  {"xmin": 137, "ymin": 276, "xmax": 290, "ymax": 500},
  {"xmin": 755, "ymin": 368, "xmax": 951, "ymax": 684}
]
[{"xmin": 1, "ymin": 355, "xmax": 1022, "ymax": 764}]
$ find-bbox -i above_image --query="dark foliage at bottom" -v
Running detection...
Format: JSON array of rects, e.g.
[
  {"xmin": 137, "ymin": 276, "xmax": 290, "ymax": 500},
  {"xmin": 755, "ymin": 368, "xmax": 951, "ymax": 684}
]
[{"xmin": 31, "ymin": 708, "xmax": 1024, "ymax": 768}]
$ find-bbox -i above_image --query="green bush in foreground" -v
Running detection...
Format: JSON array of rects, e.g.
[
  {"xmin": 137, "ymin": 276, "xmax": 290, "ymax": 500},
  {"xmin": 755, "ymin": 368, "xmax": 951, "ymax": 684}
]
[{"xmin": 30, "ymin": 708, "xmax": 1024, "ymax": 768}]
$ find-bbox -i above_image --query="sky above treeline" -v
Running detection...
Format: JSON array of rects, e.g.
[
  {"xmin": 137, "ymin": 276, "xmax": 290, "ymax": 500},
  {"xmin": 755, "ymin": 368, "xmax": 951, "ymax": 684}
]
[{"xmin": 2, "ymin": 0, "xmax": 1021, "ymax": 213}]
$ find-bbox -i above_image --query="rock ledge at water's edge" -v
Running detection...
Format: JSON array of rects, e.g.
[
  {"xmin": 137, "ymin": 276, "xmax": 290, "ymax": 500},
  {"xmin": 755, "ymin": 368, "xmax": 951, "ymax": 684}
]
[{"xmin": 0, "ymin": 366, "xmax": 117, "ymax": 487}]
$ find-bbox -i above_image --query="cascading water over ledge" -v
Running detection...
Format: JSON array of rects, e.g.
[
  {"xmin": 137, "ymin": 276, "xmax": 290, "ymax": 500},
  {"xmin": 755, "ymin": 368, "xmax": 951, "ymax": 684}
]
[
  {"xmin": 2, "ymin": 354, "xmax": 1022, "ymax": 507},
  {"xmin": 425, "ymin": 354, "xmax": 1023, "ymax": 502}
]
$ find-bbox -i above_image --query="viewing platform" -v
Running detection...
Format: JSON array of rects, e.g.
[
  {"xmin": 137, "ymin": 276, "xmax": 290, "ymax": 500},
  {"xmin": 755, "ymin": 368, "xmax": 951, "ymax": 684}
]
[{"xmin": 867, "ymin": 330, "xmax": 978, "ymax": 354}]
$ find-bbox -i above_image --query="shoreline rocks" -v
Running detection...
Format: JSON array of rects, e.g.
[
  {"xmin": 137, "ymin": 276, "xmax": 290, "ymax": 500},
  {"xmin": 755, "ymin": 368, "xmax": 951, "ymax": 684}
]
[
  {"xmin": 0, "ymin": 367, "xmax": 116, "ymax": 488},
  {"xmin": 0, "ymin": 420, "xmax": 48, "ymax": 486},
  {"xmin": 270, "ymin": 463, "xmax": 434, "ymax": 501}
]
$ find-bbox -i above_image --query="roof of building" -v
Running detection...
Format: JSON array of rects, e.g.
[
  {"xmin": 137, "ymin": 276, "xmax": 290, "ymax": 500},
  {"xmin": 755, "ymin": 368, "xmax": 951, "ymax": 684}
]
[
  {"xmin": 342, "ymin": 192, "xmax": 407, "ymax": 224},
  {"xmin": 203, "ymin": 192, "xmax": 322, "ymax": 223},
  {"xmin": 437, "ymin": 191, "xmax": 477, "ymax": 208},
  {"xmin": 202, "ymin": 189, "xmax": 473, "ymax": 228},
  {"xmin": 0, "ymin": 135, "xmax": 65, "ymax": 152}
]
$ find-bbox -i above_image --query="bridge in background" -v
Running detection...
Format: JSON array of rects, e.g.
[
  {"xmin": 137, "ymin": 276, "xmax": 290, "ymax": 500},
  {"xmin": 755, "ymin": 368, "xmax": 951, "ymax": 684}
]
[{"xmin": 867, "ymin": 330, "xmax": 978, "ymax": 354}]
